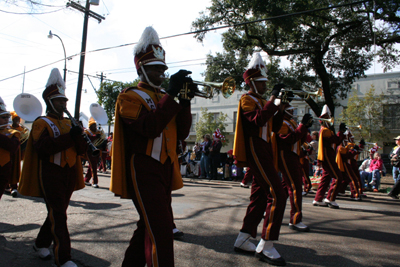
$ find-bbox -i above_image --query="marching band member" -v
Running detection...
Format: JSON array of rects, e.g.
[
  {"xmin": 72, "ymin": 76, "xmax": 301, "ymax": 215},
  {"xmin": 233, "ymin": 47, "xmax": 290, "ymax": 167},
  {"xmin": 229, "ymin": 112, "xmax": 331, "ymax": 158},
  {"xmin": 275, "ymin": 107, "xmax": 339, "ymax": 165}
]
[
  {"xmin": 6, "ymin": 111, "xmax": 28, "ymax": 197},
  {"xmin": 300, "ymin": 138, "xmax": 313, "ymax": 195},
  {"xmin": 313, "ymin": 105, "xmax": 345, "ymax": 208},
  {"xmin": 233, "ymin": 52, "xmax": 287, "ymax": 266},
  {"xmin": 18, "ymin": 68, "xmax": 87, "ymax": 267},
  {"xmin": 336, "ymin": 130, "xmax": 362, "ymax": 200},
  {"xmin": 84, "ymin": 117, "xmax": 102, "ymax": 187},
  {"xmin": 0, "ymin": 97, "xmax": 21, "ymax": 200},
  {"xmin": 110, "ymin": 26, "xmax": 192, "ymax": 267},
  {"xmin": 276, "ymin": 103, "xmax": 313, "ymax": 232}
]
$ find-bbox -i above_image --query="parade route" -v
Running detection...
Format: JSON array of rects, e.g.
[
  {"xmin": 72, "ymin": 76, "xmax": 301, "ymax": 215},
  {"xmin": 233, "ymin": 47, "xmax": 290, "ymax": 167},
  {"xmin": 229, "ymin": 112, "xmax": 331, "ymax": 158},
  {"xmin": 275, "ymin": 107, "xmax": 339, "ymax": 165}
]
[{"xmin": 1, "ymin": 173, "xmax": 399, "ymax": 267}]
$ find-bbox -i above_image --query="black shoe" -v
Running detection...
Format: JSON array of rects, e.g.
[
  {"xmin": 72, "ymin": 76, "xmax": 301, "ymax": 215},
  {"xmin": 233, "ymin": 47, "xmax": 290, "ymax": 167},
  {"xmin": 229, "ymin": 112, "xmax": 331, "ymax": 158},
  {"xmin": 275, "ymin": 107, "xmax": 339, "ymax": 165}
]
[
  {"xmin": 256, "ymin": 252, "xmax": 286, "ymax": 266},
  {"xmin": 234, "ymin": 247, "xmax": 255, "ymax": 255},
  {"xmin": 173, "ymin": 230, "xmax": 184, "ymax": 239},
  {"xmin": 388, "ymin": 192, "xmax": 399, "ymax": 199}
]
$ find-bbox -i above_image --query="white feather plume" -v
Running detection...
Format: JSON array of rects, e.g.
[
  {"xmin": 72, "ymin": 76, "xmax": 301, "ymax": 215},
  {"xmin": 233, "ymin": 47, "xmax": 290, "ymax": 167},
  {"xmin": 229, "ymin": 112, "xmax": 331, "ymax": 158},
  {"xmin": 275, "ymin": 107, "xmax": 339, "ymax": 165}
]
[
  {"xmin": 247, "ymin": 52, "xmax": 265, "ymax": 69},
  {"xmin": 134, "ymin": 26, "xmax": 161, "ymax": 55},
  {"xmin": 0, "ymin": 96, "xmax": 5, "ymax": 105},
  {"xmin": 45, "ymin": 68, "xmax": 66, "ymax": 89},
  {"xmin": 321, "ymin": 104, "xmax": 331, "ymax": 116}
]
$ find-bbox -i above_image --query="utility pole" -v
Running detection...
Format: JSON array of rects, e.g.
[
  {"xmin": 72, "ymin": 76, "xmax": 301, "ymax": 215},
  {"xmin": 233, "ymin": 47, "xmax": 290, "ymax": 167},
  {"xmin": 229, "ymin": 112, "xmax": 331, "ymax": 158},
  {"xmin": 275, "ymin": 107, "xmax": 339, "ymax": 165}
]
[
  {"xmin": 67, "ymin": 0, "xmax": 105, "ymax": 120},
  {"xmin": 97, "ymin": 72, "xmax": 106, "ymax": 85}
]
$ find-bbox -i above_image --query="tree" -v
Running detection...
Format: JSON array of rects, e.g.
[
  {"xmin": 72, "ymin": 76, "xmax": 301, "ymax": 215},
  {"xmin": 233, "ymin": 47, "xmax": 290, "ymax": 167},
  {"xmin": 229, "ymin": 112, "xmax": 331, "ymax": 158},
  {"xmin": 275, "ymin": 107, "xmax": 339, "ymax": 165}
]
[
  {"xmin": 340, "ymin": 85, "xmax": 389, "ymax": 142},
  {"xmin": 96, "ymin": 79, "xmax": 139, "ymax": 127},
  {"xmin": 195, "ymin": 107, "xmax": 229, "ymax": 146},
  {"xmin": 192, "ymin": 0, "xmax": 400, "ymax": 117}
]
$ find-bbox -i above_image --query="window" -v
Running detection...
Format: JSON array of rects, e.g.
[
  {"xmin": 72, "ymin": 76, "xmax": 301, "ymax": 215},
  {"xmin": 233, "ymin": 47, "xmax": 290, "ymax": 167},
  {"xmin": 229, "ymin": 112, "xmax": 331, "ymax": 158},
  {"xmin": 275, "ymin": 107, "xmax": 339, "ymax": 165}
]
[
  {"xmin": 190, "ymin": 114, "xmax": 197, "ymax": 132},
  {"xmin": 383, "ymin": 104, "xmax": 400, "ymax": 129},
  {"xmin": 212, "ymin": 112, "xmax": 220, "ymax": 122},
  {"xmin": 388, "ymin": 81, "xmax": 400, "ymax": 89}
]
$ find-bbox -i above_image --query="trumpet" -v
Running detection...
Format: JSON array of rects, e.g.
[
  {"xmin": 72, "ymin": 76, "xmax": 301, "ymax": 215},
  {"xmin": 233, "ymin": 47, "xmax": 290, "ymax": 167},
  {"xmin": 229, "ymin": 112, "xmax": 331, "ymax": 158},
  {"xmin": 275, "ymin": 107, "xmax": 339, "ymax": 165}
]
[
  {"xmin": 63, "ymin": 108, "xmax": 100, "ymax": 157},
  {"xmin": 289, "ymin": 88, "xmax": 323, "ymax": 101},
  {"xmin": 179, "ymin": 77, "xmax": 236, "ymax": 100},
  {"xmin": 365, "ymin": 142, "xmax": 378, "ymax": 146},
  {"xmin": 346, "ymin": 125, "xmax": 362, "ymax": 130},
  {"xmin": 319, "ymin": 117, "xmax": 335, "ymax": 126}
]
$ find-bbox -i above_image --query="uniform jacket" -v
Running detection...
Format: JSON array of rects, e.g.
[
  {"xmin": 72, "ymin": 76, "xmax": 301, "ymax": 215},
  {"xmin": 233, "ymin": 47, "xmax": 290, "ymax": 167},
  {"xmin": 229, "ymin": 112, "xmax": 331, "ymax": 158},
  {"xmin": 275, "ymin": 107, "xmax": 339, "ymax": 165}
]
[
  {"xmin": 18, "ymin": 114, "xmax": 87, "ymax": 197},
  {"xmin": 110, "ymin": 82, "xmax": 191, "ymax": 199},
  {"xmin": 233, "ymin": 92, "xmax": 283, "ymax": 168},
  {"xmin": 0, "ymin": 127, "xmax": 21, "ymax": 184}
]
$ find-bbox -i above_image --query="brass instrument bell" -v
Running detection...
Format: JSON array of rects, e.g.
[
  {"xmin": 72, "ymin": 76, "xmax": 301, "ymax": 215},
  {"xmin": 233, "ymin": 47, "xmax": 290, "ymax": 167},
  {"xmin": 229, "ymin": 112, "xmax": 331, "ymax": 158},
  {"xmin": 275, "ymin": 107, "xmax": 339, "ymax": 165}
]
[{"xmin": 180, "ymin": 77, "xmax": 236, "ymax": 100}]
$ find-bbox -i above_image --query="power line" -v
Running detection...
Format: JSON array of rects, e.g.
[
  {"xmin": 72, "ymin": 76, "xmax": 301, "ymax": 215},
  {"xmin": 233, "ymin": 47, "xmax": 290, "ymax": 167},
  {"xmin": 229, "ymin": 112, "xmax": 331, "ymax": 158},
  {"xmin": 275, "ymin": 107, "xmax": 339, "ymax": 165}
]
[
  {"xmin": 0, "ymin": 7, "xmax": 66, "ymax": 15},
  {"xmin": 0, "ymin": 1, "xmax": 369, "ymax": 83}
]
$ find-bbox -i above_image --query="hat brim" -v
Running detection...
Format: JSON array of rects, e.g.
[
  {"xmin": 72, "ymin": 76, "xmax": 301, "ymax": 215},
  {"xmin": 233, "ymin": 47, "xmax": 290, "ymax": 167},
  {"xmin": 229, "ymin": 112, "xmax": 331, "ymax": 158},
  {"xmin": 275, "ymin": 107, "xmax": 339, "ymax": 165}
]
[
  {"xmin": 253, "ymin": 77, "xmax": 268, "ymax": 82},
  {"xmin": 0, "ymin": 111, "xmax": 10, "ymax": 116},
  {"xmin": 49, "ymin": 95, "xmax": 68, "ymax": 101},
  {"xmin": 144, "ymin": 61, "xmax": 168, "ymax": 69}
]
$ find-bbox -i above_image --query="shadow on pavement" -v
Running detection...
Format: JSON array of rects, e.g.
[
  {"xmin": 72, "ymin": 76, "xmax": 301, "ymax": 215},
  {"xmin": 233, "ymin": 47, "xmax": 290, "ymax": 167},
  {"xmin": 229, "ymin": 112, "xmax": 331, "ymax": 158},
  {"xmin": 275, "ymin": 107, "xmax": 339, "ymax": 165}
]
[{"xmin": 69, "ymin": 200, "xmax": 121, "ymax": 210}]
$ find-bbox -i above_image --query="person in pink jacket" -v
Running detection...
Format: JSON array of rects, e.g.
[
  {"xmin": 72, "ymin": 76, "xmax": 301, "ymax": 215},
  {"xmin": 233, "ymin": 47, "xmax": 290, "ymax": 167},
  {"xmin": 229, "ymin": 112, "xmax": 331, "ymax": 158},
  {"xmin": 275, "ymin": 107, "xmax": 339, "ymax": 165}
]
[{"xmin": 369, "ymin": 152, "xmax": 383, "ymax": 192}]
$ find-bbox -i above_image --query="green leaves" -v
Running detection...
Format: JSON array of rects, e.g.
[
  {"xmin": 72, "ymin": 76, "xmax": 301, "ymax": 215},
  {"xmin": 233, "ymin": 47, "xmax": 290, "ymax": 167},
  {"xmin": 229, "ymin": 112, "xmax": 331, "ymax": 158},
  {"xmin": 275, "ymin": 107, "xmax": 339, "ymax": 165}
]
[{"xmin": 195, "ymin": 107, "xmax": 229, "ymax": 146}]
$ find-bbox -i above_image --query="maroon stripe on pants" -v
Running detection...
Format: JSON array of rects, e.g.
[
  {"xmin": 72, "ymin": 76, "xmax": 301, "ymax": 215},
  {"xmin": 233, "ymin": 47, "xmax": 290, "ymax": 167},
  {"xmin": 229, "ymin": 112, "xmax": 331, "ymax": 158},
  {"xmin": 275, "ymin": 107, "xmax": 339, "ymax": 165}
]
[
  {"xmin": 36, "ymin": 161, "xmax": 77, "ymax": 266},
  {"xmin": 315, "ymin": 147, "xmax": 343, "ymax": 202},
  {"xmin": 279, "ymin": 151, "xmax": 303, "ymax": 225},
  {"xmin": 122, "ymin": 154, "xmax": 174, "ymax": 267},
  {"xmin": 240, "ymin": 137, "xmax": 287, "ymax": 241}
]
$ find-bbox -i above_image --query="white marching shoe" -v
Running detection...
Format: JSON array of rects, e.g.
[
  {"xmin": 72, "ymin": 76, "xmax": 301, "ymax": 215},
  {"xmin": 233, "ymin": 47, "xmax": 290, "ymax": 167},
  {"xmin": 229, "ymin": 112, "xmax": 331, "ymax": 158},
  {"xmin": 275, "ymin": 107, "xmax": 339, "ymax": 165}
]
[
  {"xmin": 60, "ymin": 261, "xmax": 78, "ymax": 267},
  {"xmin": 33, "ymin": 244, "xmax": 51, "ymax": 260},
  {"xmin": 233, "ymin": 232, "xmax": 256, "ymax": 253},
  {"xmin": 323, "ymin": 198, "xmax": 339, "ymax": 209},
  {"xmin": 255, "ymin": 239, "xmax": 286, "ymax": 266},
  {"xmin": 289, "ymin": 222, "xmax": 310, "ymax": 232}
]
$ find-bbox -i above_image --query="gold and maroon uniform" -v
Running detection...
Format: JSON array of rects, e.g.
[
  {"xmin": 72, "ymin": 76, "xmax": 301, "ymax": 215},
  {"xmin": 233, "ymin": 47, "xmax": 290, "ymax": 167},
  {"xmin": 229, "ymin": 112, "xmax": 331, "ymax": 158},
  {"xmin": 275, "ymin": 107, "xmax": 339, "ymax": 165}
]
[
  {"xmin": 337, "ymin": 143, "xmax": 362, "ymax": 199},
  {"xmin": 234, "ymin": 91, "xmax": 285, "ymax": 240},
  {"xmin": 0, "ymin": 127, "xmax": 20, "ymax": 199},
  {"xmin": 110, "ymin": 82, "xmax": 191, "ymax": 267},
  {"xmin": 19, "ymin": 114, "xmax": 87, "ymax": 266},
  {"xmin": 276, "ymin": 117, "xmax": 308, "ymax": 225},
  {"xmin": 83, "ymin": 127, "xmax": 102, "ymax": 184},
  {"xmin": 314, "ymin": 126, "xmax": 345, "ymax": 202}
]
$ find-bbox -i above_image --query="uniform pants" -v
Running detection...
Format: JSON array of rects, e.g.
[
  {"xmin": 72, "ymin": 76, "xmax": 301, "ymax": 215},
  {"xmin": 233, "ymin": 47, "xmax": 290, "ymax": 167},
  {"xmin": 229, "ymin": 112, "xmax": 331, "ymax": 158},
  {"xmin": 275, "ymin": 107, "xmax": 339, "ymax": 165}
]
[
  {"xmin": 279, "ymin": 151, "xmax": 303, "ymax": 224},
  {"xmin": 301, "ymin": 158, "xmax": 312, "ymax": 193},
  {"xmin": 344, "ymin": 163, "xmax": 362, "ymax": 198},
  {"xmin": 36, "ymin": 162, "xmax": 77, "ymax": 266},
  {"xmin": 85, "ymin": 154, "xmax": 99, "ymax": 184},
  {"xmin": 122, "ymin": 154, "xmax": 174, "ymax": 267},
  {"xmin": 98, "ymin": 151, "xmax": 108, "ymax": 172},
  {"xmin": 315, "ymin": 147, "xmax": 343, "ymax": 202},
  {"xmin": 0, "ymin": 162, "xmax": 12, "ymax": 199},
  {"xmin": 241, "ymin": 168, "xmax": 253, "ymax": 185},
  {"xmin": 240, "ymin": 137, "xmax": 287, "ymax": 240}
]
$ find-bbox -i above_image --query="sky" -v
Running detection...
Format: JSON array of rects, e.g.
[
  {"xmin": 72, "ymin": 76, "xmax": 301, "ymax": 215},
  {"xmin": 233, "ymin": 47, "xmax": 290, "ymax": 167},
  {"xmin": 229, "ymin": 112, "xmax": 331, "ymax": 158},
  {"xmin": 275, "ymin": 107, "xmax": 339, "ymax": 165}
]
[
  {"xmin": 0, "ymin": 0, "xmax": 225, "ymax": 122},
  {"xmin": 0, "ymin": 0, "xmax": 395, "ymax": 125}
]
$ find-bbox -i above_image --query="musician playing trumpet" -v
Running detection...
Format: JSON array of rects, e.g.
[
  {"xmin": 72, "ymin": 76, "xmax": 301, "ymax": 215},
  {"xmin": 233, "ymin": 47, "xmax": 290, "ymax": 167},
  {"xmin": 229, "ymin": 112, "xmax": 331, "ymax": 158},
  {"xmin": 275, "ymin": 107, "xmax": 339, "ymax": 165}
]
[
  {"xmin": 84, "ymin": 117, "xmax": 102, "ymax": 187},
  {"xmin": 276, "ymin": 102, "xmax": 313, "ymax": 232},
  {"xmin": 19, "ymin": 68, "xmax": 87, "ymax": 267},
  {"xmin": 0, "ymin": 97, "xmax": 21, "ymax": 200},
  {"xmin": 313, "ymin": 105, "xmax": 345, "ymax": 208},
  {"xmin": 110, "ymin": 26, "xmax": 192, "ymax": 267}
]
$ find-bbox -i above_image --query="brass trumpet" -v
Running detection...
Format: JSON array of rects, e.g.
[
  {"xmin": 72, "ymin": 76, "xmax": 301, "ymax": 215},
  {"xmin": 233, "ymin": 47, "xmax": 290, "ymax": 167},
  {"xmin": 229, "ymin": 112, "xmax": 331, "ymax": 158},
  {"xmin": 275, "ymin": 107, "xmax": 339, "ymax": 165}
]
[
  {"xmin": 292, "ymin": 88, "xmax": 323, "ymax": 101},
  {"xmin": 180, "ymin": 77, "xmax": 236, "ymax": 100},
  {"xmin": 346, "ymin": 125, "xmax": 362, "ymax": 130},
  {"xmin": 319, "ymin": 117, "xmax": 335, "ymax": 126}
]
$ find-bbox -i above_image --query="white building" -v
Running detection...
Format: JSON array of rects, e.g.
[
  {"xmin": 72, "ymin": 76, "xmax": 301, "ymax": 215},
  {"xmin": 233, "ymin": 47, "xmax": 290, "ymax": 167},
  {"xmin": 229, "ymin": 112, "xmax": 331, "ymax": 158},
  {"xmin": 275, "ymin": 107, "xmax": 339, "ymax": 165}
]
[{"xmin": 187, "ymin": 72, "xmax": 400, "ymax": 154}]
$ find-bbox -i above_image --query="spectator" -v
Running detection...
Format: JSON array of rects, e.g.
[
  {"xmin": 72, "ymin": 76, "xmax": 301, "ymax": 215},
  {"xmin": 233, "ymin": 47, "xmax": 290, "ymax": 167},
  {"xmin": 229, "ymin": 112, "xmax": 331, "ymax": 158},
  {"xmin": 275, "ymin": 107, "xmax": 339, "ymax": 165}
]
[
  {"xmin": 209, "ymin": 129, "xmax": 223, "ymax": 180},
  {"xmin": 309, "ymin": 131, "xmax": 319, "ymax": 176},
  {"xmin": 389, "ymin": 135, "xmax": 400, "ymax": 184},
  {"xmin": 199, "ymin": 134, "xmax": 211, "ymax": 178},
  {"xmin": 369, "ymin": 152, "xmax": 384, "ymax": 192},
  {"xmin": 224, "ymin": 149, "xmax": 234, "ymax": 180}
]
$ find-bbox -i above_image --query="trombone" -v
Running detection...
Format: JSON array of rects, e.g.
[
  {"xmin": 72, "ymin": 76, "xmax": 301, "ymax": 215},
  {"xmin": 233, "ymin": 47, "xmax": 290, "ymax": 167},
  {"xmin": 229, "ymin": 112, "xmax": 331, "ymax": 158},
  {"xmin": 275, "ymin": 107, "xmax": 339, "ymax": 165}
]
[
  {"xmin": 179, "ymin": 77, "xmax": 236, "ymax": 100},
  {"xmin": 319, "ymin": 117, "xmax": 335, "ymax": 126}
]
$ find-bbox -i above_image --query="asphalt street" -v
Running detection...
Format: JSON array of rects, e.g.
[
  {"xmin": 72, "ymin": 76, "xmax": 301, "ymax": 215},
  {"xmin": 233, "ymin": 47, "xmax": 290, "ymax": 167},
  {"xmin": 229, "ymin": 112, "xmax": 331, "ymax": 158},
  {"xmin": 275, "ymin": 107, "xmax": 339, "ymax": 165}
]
[{"xmin": 1, "ymin": 171, "xmax": 399, "ymax": 267}]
